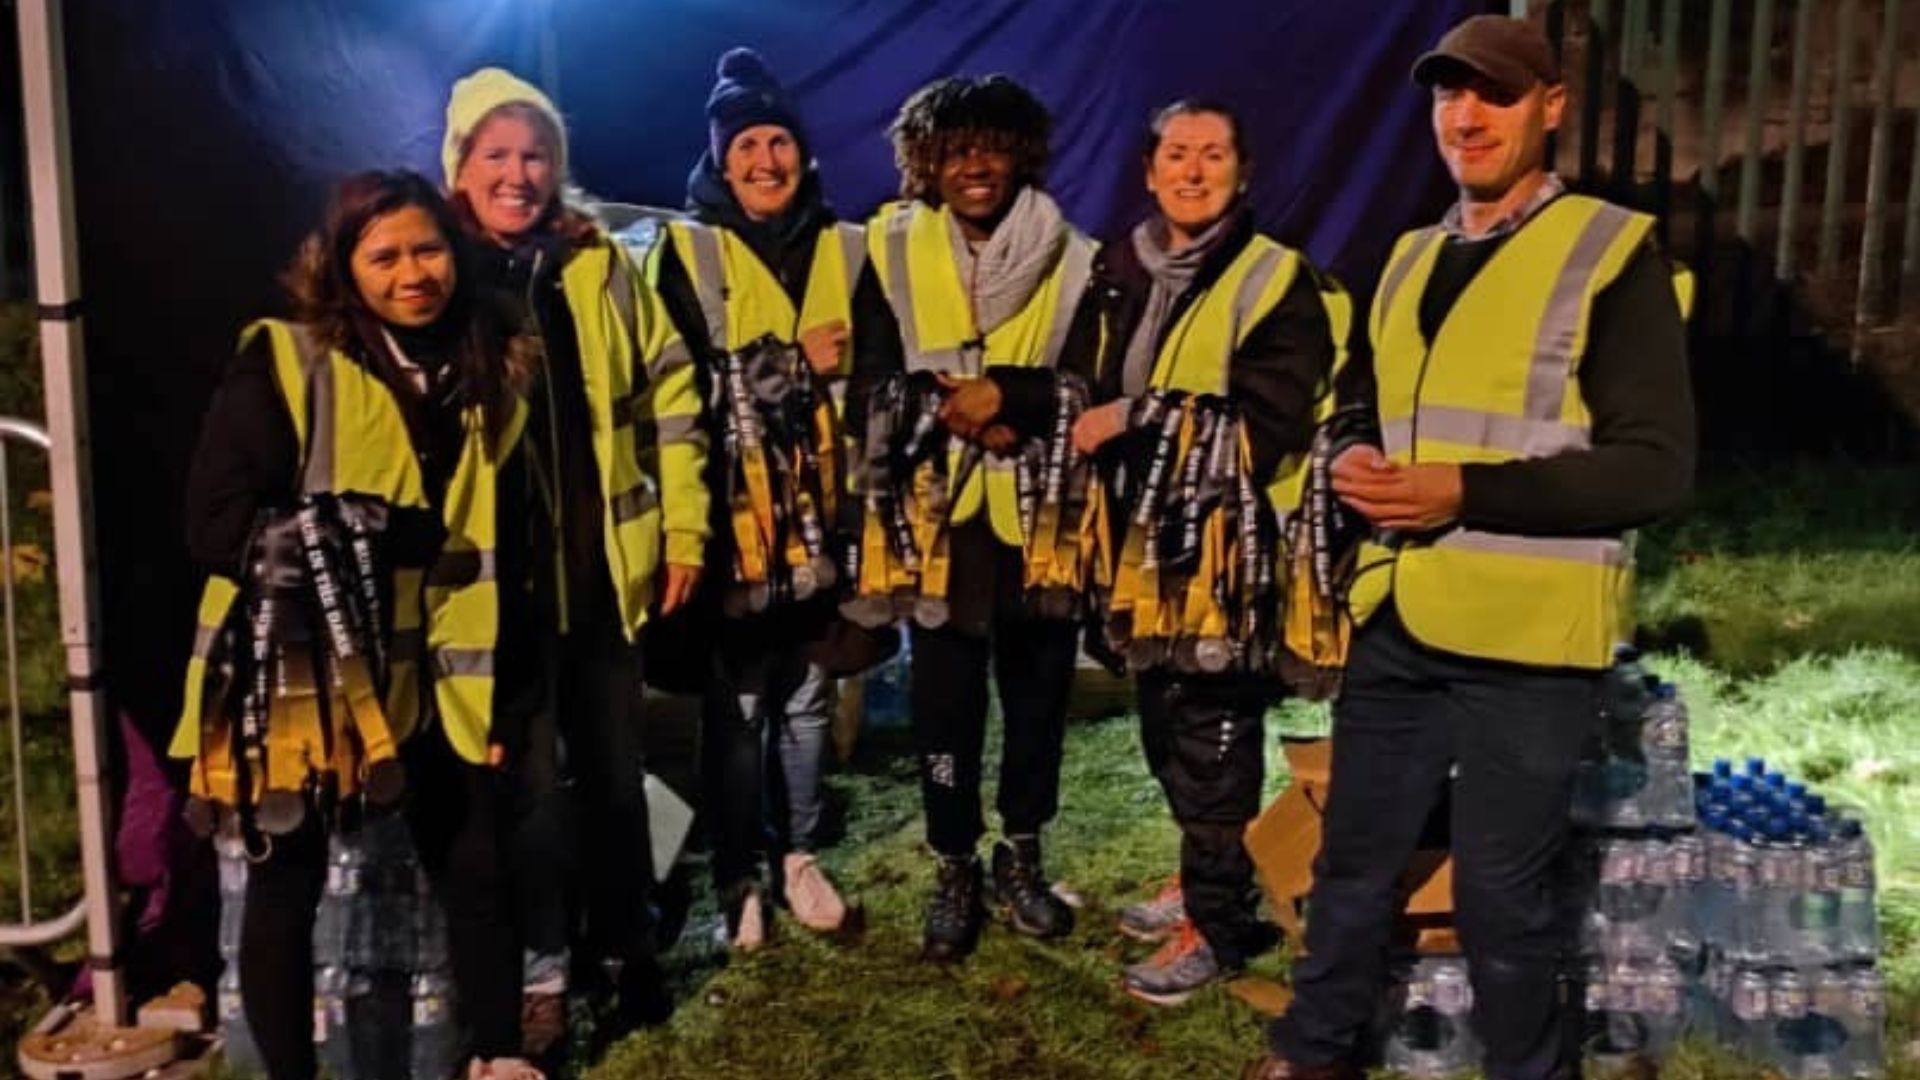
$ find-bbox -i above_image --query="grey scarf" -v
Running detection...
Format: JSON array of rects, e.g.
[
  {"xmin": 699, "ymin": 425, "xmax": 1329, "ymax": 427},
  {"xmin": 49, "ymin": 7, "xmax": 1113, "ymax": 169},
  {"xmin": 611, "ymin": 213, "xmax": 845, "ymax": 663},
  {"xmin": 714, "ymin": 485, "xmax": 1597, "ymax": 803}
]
[
  {"xmin": 948, "ymin": 186, "xmax": 1070, "ymax": 339},
  {"xmin": 1121, "ymin": 212, "xmax": 1238, "ymax": 395}
]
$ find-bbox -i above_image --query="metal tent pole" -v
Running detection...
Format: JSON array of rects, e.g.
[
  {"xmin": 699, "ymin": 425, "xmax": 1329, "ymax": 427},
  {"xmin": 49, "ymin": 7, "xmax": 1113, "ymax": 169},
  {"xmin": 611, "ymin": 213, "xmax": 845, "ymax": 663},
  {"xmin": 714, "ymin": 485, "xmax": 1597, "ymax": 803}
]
[{"xmin": 14, "ymin": 0, "xmax": 125, "ymax": 1028}]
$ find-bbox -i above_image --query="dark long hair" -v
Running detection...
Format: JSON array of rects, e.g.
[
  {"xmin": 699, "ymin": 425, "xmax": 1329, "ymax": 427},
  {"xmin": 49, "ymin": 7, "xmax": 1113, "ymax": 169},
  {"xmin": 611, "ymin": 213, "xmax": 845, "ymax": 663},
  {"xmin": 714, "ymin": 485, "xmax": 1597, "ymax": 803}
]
[{"xmin": 284, "ymin": 169, "xmax": 530, "ymax": 447}]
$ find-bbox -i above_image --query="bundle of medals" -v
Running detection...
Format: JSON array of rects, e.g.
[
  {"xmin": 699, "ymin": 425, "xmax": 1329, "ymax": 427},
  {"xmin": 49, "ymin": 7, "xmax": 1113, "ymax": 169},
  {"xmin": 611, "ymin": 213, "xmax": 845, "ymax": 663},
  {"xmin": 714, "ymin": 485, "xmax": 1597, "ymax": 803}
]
[
  {"xmin": 717, "ymin": 334, "xmax": 843, "ymax": 616},
  {"xmin": 1278, "ymin": 405, "xmax": 1375, "ymax": 698},
  {"xmin": 187, "ymin": 493, "xmax": 405, "ymax": 844},
  {"xmin": 1105, "ymin": 391, "xmax": 1280, "ymax": 676},
  {"xmin": 1016, "ymin": 374, "xmax": 1110, "ymax": 620},
  {"xmin": 843, "ymin": 370, "xmax": 1107, "ymax": 629}
]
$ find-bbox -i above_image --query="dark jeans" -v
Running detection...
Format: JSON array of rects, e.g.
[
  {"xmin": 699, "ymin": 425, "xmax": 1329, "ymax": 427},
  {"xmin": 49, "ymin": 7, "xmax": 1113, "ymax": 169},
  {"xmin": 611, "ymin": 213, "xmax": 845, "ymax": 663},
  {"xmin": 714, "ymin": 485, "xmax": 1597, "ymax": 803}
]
[
  {"xmin": 238, "ymin": 736, "xmax": 522, "ymax": 1080},
  {"xmin": 1268, "ymin": 607, "xmax": 1597, "ymax": 1080},
  {"xmin": 1137, "ymin": 671, "xmax": 1275, "ymax": 969},
  {"xmin": 908, "ymin": 529, "xmax": 1079, "ymax": 856},
  {"xmin": 507, "ymin": 592, "xmax": 655, "ymax": 974}
]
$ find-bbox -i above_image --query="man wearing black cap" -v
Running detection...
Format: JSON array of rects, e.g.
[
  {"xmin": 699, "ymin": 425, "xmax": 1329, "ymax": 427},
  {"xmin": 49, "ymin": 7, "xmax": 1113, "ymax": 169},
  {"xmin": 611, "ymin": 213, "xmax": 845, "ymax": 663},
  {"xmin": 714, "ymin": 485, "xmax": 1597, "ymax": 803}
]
[{"xmin": 1246, "ymin": 14, "xmax": 1693, "ymax": 1080}]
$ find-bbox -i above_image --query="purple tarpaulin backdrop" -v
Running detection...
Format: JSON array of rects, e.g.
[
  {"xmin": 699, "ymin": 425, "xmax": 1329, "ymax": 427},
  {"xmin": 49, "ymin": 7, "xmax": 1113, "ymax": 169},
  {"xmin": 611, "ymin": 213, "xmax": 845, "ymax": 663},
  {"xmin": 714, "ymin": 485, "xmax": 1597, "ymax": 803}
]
[{"xmin": 60, "ymin": 0, "xmax": 1483, "ymax": 734}]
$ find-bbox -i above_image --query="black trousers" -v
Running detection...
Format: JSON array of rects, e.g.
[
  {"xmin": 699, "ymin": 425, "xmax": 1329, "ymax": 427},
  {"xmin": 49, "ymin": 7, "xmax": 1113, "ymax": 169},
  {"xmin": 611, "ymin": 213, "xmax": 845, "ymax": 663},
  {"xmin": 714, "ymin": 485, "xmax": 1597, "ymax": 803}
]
[
  {"xmin": 238, "ymin": 736, "xmax": 522, "ymax": 1080},
  {"xmin": 1137, "ymin": 671, "xmax": 1275, "ymax": 969},
  {"xmin": 909, "ymin": 526, "xmax": 1079, "ymax": 856},
  {"xmin": 507, "ymin": 591, "xmax": 655, "ymax": 973},
  {"xmin": 1267, "ymin": 607, "xmax": 1596, "ymax": 1080}
]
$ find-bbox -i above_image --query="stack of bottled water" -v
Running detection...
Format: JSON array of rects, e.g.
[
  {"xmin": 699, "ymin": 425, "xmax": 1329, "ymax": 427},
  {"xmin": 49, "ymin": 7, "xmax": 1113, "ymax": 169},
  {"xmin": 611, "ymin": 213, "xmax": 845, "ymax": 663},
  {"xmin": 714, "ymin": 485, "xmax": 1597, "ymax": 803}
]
[
  {"xmin": 216, "ymin": 812, "xmax": 460, "ymax": 1079},
  {"xmin": 214, "ymin": 835, "xmax": 263, "ymax": 1075},
  {"xmin": 1377, "ymin": 954, "xmax": 1480, "ymax": 1078},
  {"xmin": 1690, "ymin": 757, "xmax": 1886, "ymax": 1078},
  {"xmin": 1573, "ymin": 647, "xmax": 1696, "ymax": 831}
]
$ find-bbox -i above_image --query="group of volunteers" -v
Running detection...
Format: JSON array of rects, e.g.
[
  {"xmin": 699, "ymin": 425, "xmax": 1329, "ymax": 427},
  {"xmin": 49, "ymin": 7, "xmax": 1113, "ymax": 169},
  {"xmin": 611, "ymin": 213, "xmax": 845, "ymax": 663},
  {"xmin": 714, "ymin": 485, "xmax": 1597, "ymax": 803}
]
[{"xmin": 173, "ymin": 12, "xmax": 1693, "ymax": 1080}]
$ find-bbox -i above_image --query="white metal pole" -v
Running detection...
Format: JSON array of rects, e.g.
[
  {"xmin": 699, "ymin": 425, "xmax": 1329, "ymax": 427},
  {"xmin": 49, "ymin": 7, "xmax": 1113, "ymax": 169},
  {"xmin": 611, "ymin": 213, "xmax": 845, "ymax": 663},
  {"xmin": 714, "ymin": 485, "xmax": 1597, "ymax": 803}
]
[{"xmin": 15, "ymin": 0, "xmax": 126, "ymax": 1028}]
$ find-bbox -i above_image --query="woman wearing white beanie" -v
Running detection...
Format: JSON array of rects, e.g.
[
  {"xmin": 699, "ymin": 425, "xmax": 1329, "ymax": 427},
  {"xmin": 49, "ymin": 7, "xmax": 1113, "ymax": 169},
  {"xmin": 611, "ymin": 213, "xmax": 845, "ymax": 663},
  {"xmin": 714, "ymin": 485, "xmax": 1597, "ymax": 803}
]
[{"xmin": 442, "ymin": 66, "xmax": 711, "ymax": 1049}]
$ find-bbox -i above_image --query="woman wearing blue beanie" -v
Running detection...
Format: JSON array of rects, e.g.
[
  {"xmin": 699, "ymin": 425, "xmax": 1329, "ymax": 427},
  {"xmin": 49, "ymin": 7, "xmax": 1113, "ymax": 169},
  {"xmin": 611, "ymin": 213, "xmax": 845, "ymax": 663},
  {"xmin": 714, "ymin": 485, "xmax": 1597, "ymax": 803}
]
[{"xmin": 649, "ymin": 47, "xmax": 862, "ymax": 948}]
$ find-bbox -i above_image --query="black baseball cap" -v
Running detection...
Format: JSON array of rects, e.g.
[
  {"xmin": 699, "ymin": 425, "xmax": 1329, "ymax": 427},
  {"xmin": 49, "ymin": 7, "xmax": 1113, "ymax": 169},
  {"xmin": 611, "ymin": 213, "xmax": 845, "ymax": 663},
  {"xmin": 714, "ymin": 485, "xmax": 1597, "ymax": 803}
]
[{"xmin": 1413, "ymin": 15, "xmax": 1561, "ymax": 97}]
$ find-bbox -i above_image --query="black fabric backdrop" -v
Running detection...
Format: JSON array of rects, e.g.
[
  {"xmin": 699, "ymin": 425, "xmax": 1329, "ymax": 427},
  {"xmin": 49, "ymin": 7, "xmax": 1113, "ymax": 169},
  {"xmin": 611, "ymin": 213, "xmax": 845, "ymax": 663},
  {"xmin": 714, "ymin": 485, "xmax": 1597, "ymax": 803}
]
[{"xmin": 60, "ymin": 0, "xmax": 1483, "ymax": 739}]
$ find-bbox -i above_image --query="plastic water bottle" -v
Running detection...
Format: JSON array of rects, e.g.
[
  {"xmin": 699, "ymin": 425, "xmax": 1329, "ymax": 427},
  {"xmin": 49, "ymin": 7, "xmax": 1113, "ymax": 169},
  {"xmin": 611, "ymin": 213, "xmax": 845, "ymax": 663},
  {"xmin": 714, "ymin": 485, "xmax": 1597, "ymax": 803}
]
[
  {"xmin": 1834, "ymin": 821, "xmax": 1879, "ymax": 963},
  {"xmin": 1595, "ymin": 839, "xmax": 1661, "ymax": 961},
  {"xmin": 215, "ymin": 836, "xmax": 248, "ymax": 962},
  {"xmin": 1666, "ymin": 832, "xmax": 1708, "ymax": 960},
  {"xmin": 1785, "ymin": 829, "xmax": 1843, "ymax": 966},
  {"xmin": 314, "ymin": 964, "xmax": 357, "ymax": 1080},
  {"xmin": 1765, "ymin": 967, "xmax": 1853, "ymax": 1079},
  {"xmin": 314, "ymin": 834, "xmax": 364, "ymax": 968},
  {"xmin": 1641, "ymin": 955, "xmax": 1689, "ymax": 1056},
  {"xmin": 860, "ymin": 637, "xmax": 912, "ymax": 729},
  {"xmin": 1725, "ymin": 823, "xmax": 1764, "ymax": 963},
  {"xmin": 1383, "ymin": 957, "xmax": 1478, "ymax": 1078},
  {"xmin": 410, "ymin": 970, "xmax": 459, "ymax": 1080},
  {"xmin": 217, "ymin": 965, "xmax": 262, "ymax": 1075},
  {"xmin": 1729, "ymin": 967, "xmax": 1772, "ymax": 1059},
  {"xmin": 356, "ymin": 817, "xmax": 418, "ymax": 972},
  {"xmin": 1846, "ymin": 967, "xmax": 1886, "ymax": 1078},
  {"xmin": 1642, "ymin": 684, "xmax": 1695, "ymax": 828},
  {"xmin": 414, "ymin": 863, "xmax": 450, "ymax": 973}
]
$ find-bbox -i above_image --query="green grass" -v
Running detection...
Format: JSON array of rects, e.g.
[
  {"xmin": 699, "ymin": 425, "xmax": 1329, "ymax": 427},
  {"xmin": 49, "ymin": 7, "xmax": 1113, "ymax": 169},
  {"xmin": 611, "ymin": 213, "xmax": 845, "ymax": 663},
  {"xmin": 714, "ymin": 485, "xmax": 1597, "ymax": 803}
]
[
  {"xmin": 1634, "ymin": 461, "xmax": 1920, "ymax": 674},
  {"xmin": 599, "ymin": 649, "xmax": 1920, "ymax": 1078},
  {"xmin": 595, "ymin": 459, "xmax": 1920, "ymax": 1079}
]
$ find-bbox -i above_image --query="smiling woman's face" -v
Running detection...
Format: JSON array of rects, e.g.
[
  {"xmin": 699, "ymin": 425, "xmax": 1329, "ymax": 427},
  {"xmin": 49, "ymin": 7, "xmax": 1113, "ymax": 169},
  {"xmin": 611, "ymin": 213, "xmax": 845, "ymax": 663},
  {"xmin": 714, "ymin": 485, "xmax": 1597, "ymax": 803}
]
[
  {"xmin": 1146, "ymin": 110, "xmax": 1242, "ymax": 241},
  {"xmin": 350, "ymin": 205, "xmax": 455, "ymax": 328}
]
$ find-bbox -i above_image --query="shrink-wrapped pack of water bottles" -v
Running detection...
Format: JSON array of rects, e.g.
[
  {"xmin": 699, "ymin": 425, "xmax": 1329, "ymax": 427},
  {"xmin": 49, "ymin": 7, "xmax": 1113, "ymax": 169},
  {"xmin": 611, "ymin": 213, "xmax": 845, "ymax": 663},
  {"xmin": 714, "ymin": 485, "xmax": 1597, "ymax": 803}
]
[{"xmin": 1376, "ymin": 647, "xmax": 1886, "ymax": 1078}]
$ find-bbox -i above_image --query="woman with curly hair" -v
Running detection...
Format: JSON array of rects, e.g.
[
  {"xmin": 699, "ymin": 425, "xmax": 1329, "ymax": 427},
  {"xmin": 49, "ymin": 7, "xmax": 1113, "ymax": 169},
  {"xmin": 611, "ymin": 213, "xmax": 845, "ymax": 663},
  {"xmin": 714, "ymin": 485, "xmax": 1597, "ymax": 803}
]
[
  {"xmin": 440, "ymin": 67, "xmax": 708, "ymax": 1047},
  {"xmin": 179, "ymin": 170, "xmax": 542, "ymax": 1079},
  {"xmin": 846, "ymin": 74, "xmax": 1102, "ymax": 963}
]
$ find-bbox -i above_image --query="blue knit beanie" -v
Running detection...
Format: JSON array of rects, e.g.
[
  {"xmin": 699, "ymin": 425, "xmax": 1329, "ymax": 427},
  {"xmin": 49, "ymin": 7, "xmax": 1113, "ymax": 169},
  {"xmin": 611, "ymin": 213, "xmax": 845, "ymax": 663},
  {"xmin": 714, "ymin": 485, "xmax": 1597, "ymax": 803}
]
[{"xmin": 707, "ymin": 48, "xmax": 806, "ymax": 165}]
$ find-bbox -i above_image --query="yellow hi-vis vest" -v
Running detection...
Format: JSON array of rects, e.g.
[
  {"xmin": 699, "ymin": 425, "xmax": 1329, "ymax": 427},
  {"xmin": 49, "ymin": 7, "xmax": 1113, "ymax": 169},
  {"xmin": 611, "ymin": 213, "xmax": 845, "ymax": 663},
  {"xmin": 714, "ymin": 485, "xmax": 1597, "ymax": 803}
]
[
  {"xmin": 658, "ymin": 219, "xmax": 867, "ymax": 360},
  {"xmin": 171, "ymin": 319, "xmax": 526, "ymax": 766},
  {"xmin": 1140, "ymin": 233, "xmax": 1352, "ymax": 512},
  {"xmin": 555, "ymin": 233, "xmax": 712, "ymax": 636},
  {"xmin": 867, "ymin": 199, "xmax": 1097, "ymax": 545},
  {"xmin": 1349, "ymin": 194, "xmax": 1659, "ymax": 670}
]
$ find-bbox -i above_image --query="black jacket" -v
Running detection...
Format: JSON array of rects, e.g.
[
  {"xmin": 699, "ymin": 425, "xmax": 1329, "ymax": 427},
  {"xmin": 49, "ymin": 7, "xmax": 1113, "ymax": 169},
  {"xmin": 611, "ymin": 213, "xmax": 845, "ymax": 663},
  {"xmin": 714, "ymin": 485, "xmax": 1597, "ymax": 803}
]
[{"xmin": 1091, "ymin": 209, "xmax": 1336, "ymax": 486}]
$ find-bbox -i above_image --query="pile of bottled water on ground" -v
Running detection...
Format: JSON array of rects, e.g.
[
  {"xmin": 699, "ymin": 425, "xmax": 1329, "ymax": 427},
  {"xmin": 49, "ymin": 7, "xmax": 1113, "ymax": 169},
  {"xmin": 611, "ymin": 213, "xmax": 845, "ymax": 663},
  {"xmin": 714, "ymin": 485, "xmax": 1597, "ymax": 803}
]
[
  {"xmin": 217, "ymin": 811, "xmax": 461, "ymax": 1079},
  {"xmin": 1375, "ymin": 647, "xmax": 1887, "ymax": 1078}
]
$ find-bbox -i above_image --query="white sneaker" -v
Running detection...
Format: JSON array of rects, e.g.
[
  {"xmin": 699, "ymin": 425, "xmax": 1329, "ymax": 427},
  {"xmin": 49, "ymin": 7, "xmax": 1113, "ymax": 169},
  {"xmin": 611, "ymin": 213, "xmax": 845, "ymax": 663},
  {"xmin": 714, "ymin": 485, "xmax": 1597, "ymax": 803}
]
[{"xmin": 783, "ymin": 852, "xmax": 849, "ymax": 933}]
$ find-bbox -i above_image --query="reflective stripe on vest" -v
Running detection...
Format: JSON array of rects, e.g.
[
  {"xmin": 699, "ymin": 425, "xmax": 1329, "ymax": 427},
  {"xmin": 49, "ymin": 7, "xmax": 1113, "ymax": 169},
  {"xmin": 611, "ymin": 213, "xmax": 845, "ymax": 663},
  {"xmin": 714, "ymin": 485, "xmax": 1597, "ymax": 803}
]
[
  {"xmin": 170, "ymin": 319, "xmax": 507, "ymax": 761},
  {"xmin": 1353, "ymin": 195, "xmax": 1656, "ymax": 669},
  {"xmin": 667, "ymin": 219, "xmax": 867, "ymax": 359},
  {"xmin": 867, "ymin": 200, "xmax": 1097, "ymax": 543},
  {"xmin": 560, "ymin": 235, "xmax": 705, "ymax": 637},
  {"xmin": 425, "ymin": 396, "xmax": 525, "ymax": 764}
]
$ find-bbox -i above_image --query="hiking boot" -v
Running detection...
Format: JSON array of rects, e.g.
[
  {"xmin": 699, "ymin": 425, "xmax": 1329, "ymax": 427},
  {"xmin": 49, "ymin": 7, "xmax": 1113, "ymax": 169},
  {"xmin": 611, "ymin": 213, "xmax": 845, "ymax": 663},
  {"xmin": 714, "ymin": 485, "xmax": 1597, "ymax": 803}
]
[
  {"xmin": 921, "ymin": 853, "xmax": 985, "ymax": 963},
  {"xmin": 1117, "ymin": 875, "xmax": 1185, "ymax": 943},
  {"xmin": 1123, "ymin": 919, "xmax": 1227, "ymax": 1006},
  {"xmin": 725, "ymin": 880, "xmax": 769, "ymax": 953},
  {"xmin": 989, "ymin": 835, "xmax": 1074, "ymax": 939},
  {"xmin": 783, "ymin": 852, "xmax": 849, "ymax": 933}
]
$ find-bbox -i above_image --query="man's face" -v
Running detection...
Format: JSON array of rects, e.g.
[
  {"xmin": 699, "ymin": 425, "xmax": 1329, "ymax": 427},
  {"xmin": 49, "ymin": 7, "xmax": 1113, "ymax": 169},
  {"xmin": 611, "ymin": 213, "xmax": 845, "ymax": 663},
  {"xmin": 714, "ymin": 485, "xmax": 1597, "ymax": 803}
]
[
  {"xmin": 1431, "ymin": 72, "xmax": 1564, "ymax": 200},
  {"xmin": 936, "ymin": 136, "xmax": 1016, "ymax": 232}
]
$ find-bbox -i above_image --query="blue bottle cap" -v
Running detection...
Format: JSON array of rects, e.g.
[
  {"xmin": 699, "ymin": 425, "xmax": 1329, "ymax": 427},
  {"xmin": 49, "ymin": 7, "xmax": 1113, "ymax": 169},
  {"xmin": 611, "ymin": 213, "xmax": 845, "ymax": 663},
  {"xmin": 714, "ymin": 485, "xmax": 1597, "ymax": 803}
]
[
  {"xmin": 1807, "ymin": 795, "xmax": 1827, "ymax": 816},
  {"xmin": 1768, "ymin": 815, "xmax": 1790, "ymax": 838},
  {"xmin": 1729, "ymin": 774, "xmax": 1751, "ymax": 792},
  {"xmin": 1701, "ymin": 808, "xmax": 1727, "ymax": 832},
  {"xmin": 1713, "ymin": 758, "xmax": 1733, "ymax": 777},
  {"xmin": 1787, "ymin": 782, "xmax": 1808, "ymax": 799},
  {"xmin": 1746, "ymin": 757, "xmax": 1767, "ymax": 776},
  {"xmin": 1766, "ymin": 772, "xmax": 1788, "ymax": 790}
]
